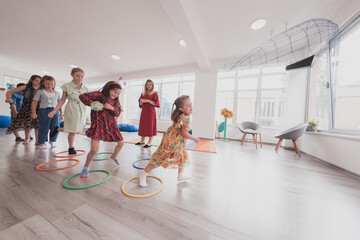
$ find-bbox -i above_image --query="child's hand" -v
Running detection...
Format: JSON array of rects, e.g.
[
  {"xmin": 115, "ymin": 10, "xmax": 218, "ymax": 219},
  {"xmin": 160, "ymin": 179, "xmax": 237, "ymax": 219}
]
[
  {"xmin": 5, "ymin": 97, "xmax": 13, "ymax": 103},
  {"xmin": 48, "ymin": 111, "xmax": 55, "ymax": 118},
  {"xmin": 194, "ymin": 137, "xmax": 200, "ymax": 143},
  {"xmin": 31, "ymin": 113, "xmax": 37, "ymax": 119},
  {"xmin": 104, "ymin": 103, "xmax": 114, "ymax": 110}
]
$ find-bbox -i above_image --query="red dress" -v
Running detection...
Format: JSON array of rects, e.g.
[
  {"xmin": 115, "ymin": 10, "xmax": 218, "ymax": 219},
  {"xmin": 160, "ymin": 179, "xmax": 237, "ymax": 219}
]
[
  {"xmin": 79, "ymin": 91, "xmax": 123, "ymax": 142},
  {"xmin": 138, "ymin": 92, "xmax": 160, "ymax": 137}
]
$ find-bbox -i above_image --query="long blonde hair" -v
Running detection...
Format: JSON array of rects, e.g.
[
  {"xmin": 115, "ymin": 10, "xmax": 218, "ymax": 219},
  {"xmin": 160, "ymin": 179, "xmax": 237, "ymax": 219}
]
[
  {"xmin": 143, "ymin": 79, "xmax": 155, "ymax": 95},
  {"xmin": 171, "ymin": 95, "xmax": 189, "ymax": 124}
]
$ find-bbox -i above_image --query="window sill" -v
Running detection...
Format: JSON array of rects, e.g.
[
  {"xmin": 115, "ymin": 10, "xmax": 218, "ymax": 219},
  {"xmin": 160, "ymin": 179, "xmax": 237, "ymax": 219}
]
[{"xmin": 305, "ymin": 131, "xmax": 360, "ymax": 141}]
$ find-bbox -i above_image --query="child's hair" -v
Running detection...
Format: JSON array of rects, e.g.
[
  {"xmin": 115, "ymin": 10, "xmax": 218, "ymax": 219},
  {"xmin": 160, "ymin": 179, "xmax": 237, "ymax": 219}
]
[
  {"xmin": 39, "ymin": 75, "xmax": 56, "ymax": 90},
  {"xmin": 26, "ymin": 75, "xmax": 41, "ymax": 87},
  {"xmin": 171, "ymin": 95, "xmax": 190, "ymax": 124},
  {"xmin": 71, "ymin": 67, "xmax": 84, "ymax": 76},
  {"xmin": 16, "ymin": 83, "xmax": 26, "ymax": 88},
  {"xmin": 100, "ymin": 81, "xmax": 122, "ymax": 108},
  {"xmin": 143, "ymin": 79, "xmax": 155, "ymax": 95}
]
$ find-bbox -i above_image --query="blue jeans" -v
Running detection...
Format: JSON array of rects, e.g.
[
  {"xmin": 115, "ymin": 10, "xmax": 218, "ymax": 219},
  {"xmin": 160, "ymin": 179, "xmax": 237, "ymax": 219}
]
[{"xmin": 37, "ymin": 108, "xmax": 59, "ymax": 144}]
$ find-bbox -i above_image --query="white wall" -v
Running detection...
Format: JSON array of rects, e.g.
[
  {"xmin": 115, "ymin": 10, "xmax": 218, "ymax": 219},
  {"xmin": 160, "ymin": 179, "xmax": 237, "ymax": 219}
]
[
  {"xmin": 301, "ymin": 133, "xmax": 360, "ymax": 175},
  {"xmin": 0, "ymin": 67, "xmax": 33, "ymax": 115}
]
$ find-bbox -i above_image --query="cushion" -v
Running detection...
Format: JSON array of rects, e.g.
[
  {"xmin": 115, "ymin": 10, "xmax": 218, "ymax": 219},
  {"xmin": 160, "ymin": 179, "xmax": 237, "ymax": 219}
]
[
  {"xmin": 118, "ymin": 123, "xmax": 139, "ymax": 132},
  {"xmin": 0, "ymin": 115, "xmax": 11, "ymax": 128}
]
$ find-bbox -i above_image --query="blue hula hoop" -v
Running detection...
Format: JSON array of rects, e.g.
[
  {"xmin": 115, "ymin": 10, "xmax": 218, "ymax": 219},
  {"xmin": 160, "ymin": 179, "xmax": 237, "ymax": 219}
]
[{"xmin": 132, "ymin": 158, "xmax": 158, "ymax": 170}]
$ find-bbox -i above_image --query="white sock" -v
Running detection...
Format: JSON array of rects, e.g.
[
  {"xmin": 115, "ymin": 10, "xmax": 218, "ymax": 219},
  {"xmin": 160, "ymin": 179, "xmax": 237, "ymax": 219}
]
[
  {"xmin": 138, "ymin": 170, "xmax": 148, "ymax": 187},
  {"xmin": 49, "ymin": 141, "xmax": 56, "ymax": 148},
  {"xmin": 177, "ymin": 173, "xmax": 191, "ymax": 181}
]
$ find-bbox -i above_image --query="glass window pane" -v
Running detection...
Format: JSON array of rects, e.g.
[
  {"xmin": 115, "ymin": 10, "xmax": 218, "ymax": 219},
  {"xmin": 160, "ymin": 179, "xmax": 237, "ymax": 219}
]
[
  {"xmin": 161, "ymin": 83, "xmax": 179, "ymax": 120},
  {"xmin": 217, "ymin": 78, "xmax": 235, "ymax": 91},
  {"xmin": 262, "ymin": 66, "xmax": 285, "ymax": 74},
  {"xmin": 237, "ymin": 69, "xmax": 260, "ymax": 76},
  {"xmin": 238, "ymin": 78, "xmax": 257, "ymax": 90},
  {"xmin": 216, "ymin": 92, "xmax": 234, "ymax": 124},
  {"xmin": 260, "ymin": 89, "xmax": 284, "ymax": 127},
  {"xmin": 127, "ymin": 86, "xmax": 143, "ymax": 119},
  {"xmin": 218, "ymin": 70, "xmax": 236, "ymax": 78},
  {"xmin": 262, "ymin": 75, "xmax": 286, "ymax": 89},
  {"xmin": 163, "ymin": 76, "xmax": 181, "ymax": 83},
  {"xmin": 308, "ymin": 52, "xmax": 330, "ymax": 130},
  {"xmin": 331, "ymin": 21, "xmax": 360, "ymax": 131},
  {"xmin": 237, "ymin": 90, "xmax": 257, "ymax": 123}
]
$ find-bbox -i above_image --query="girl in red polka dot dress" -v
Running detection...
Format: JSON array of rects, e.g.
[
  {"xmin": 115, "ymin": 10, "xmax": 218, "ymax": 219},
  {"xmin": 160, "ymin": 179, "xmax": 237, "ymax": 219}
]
[{"xmin": 79, "ymin": 81, "xmax": 124, "ymax": 178}]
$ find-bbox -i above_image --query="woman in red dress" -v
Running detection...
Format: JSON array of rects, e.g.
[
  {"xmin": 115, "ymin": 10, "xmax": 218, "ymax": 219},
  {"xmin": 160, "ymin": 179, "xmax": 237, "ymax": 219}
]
[{"xmin": 137, "ymin": 79, "xmax": 160, "ymax": 148}]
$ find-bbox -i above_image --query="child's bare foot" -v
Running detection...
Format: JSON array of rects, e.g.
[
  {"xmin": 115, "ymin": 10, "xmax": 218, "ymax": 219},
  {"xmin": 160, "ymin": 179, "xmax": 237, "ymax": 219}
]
[{"xmin": 23, "ymin": 139, "xmax": 30, "ymax": 144}]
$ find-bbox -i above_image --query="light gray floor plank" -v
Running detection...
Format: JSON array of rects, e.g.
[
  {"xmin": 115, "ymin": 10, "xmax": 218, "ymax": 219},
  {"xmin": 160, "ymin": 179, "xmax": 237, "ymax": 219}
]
[
  {"xmin": 53, "ymin": 204, "xmax": 150, "ymax": 240},
  {"xmin": 0, "ymin": 182, "xmax": 37, "ymax": 231},
  {"xmin": 0, "ymin": 214, "xmax": 69, "ymax": 240}
]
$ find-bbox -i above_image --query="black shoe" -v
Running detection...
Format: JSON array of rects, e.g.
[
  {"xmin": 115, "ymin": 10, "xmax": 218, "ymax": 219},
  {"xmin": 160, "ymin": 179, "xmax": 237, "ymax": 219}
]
[
  {"xmin": 69, "ymin": 148, "xmax": 77, "ymax": 155},
  {"xmin": 50, "ymin": 126, "xmax": 59, "ymax": 139},
  {"xmin": 143, "ymin": 144, "xmax": 151, "ymax": 148},
  {"xmin": 135, "ymin": 142, "xmax": 145, "ymax": 145},
  {"xmin": 15, "ymin": 137, "xmax": 25, "ymax": 142},
  {"xmin": 29, "ymin": 135, "xmax": 34, "ymax": 140}
]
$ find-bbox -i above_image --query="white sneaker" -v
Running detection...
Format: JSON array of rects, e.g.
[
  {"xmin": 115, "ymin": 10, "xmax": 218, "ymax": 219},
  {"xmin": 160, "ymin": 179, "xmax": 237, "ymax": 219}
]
[
  {"xmin": 39, "ymin": 143, "xmax": 47, "ymax": 149},
  {"xmin": 177, "ymin": 173, "xmax": 191, "ymax": 182},
  {"xmin": 49, "ymin": 141, "xmax": 56, "ymax": 148}
]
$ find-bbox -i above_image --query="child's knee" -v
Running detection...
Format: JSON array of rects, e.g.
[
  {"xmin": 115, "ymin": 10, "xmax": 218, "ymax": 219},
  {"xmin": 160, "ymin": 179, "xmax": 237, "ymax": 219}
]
[{"xmin": 118, "ymin": 140, "xmax": 124, "ymax": 147}]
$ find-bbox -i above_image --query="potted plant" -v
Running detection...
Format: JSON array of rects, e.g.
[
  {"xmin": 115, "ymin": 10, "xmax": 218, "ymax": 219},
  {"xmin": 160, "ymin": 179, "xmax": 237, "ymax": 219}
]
[
  {"xmin": 306, "ymin": 119, "xmax": 319, "ymax": 132},
  {"xmin": 219, "ymin": 108, "xmax": 233, "ymax": 140}
]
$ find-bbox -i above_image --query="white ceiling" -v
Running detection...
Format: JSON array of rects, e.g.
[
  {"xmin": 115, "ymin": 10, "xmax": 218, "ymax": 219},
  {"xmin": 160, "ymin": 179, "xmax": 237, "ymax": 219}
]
[{"xmin": 0, "ymin": 0, "xmax": 358, "ymax": 82}]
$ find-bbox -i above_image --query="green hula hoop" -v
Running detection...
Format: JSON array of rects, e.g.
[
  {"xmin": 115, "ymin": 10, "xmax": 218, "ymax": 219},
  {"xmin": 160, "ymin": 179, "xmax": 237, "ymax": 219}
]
[
  {"xmin": 93, "ymin": 152, "xmax": 114, "ymax": 161},
  {"xmin": 63, "ymin": 170, "xmax": 111, "ymax": 190}
]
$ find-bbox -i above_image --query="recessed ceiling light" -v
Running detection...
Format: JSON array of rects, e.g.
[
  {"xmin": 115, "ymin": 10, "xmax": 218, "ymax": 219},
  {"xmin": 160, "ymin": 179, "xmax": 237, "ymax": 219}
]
[
  {"xmin": 42, "ymin": 71, "xmax": 50, "ymax": 74},
  {"xmin": 69, "ymin": 64, "xmax": 78, "ymax": 68},
  {"xmin": 111, "ymin": 54, "xmax": 121, "ymax": 60},
  {"xmin": 251, "ymin": 19, "xmax": 266, "ymax": 30},
  {"xmin": 179, "ymin": 39, "xmax": 187, "ymax": 47}
]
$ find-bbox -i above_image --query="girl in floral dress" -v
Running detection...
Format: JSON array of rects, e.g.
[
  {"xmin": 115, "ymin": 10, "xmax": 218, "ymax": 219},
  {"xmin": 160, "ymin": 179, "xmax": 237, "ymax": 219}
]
[
  {"xmin": 138, "ymin": 95, "xmax": 200, "ymax": 187},
  {"xmin": 78, "ymin": 81, "xmax": 124, "ymax": 178},
  {"xmin": 6, "ymin": 75, "xmax": 41, "ymax": 144}
]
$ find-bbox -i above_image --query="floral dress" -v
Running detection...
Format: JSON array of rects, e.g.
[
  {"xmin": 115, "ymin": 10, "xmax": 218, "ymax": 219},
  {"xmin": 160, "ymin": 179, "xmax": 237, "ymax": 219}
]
[
  {"xmin": 150, "ymin": 114, "xmax": 191, "ymax": 168},
  {"xmin": 79, "ymin": 91, "xmax": 123, "ymax": 142},
  {"xmin": 6, "ymin": 85, "xmax": 38, "ymax": 134}
]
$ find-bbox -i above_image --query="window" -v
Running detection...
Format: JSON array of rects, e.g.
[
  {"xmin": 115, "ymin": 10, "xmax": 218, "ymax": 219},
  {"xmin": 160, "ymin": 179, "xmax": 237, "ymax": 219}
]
[
  {"xmin": 4, "ymin": 75, "xmax": 27, "ymax": 91},
  {"xmin": 307, "ymin": 16, "xmax": 360, "ymax": 135},
  {"xmin": 330, "ymin": 18, "xmax": 360, "ymax": 132},
  {"xmin": 125, "ymin": 73, "xmax": 195, "ymax": 121},
  {"xmin": 216, "ymin": 67, "xmax": 286, "ymax": 128},
  {"xmin": 307, "ymin": 52, "xmax": 331, "ymax": 130}
]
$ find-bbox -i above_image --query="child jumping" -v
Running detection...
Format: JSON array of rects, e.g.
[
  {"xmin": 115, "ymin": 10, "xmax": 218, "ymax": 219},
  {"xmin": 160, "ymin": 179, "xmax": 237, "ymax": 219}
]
[
  {"xmin": 138, "ymin": 95, "xmax": 200, "ymax": 187},
  {"xmin": 78, "ymin": 81, "xmax": 124, "ymax": 178},
  {"xmin": 48, "ymin": 68, "xmax": 88, "ymax": 154},
  {"xmin": 31, "ymin": 75, "xmax": 61, "ymax": 149}
]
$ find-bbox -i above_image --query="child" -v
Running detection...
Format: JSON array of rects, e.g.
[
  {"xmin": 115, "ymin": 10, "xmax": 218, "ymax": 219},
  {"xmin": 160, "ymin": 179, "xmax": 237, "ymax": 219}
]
[
  {"xmin": 31, "ymin": 76, "xmax": 62, "ymax": 149},
  {"xmin": 48, "ymin": 68, "xmax": 88, "ymax": 154},
  {"xmin": 78, "ymin": 81, "xmax": 124, "ymax": 178},
  {"xmin": 136, "ymin": 79, "xmax": 160, "ymax": 148},
  {"xmin": 6, "ymin": 75, "xmax": 41, "ymax": 144},
  {"xmin": 9, "ymin": 83, "xmax": 26, "ymax": 141},
  {"xmin": 138, "ymin": 95, "xmax": 200, "ymax": 187}
]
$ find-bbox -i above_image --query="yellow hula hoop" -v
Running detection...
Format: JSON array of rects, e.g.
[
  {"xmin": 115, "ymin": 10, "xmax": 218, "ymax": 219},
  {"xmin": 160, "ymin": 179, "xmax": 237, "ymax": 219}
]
[{"xmin": 121, "ymin": 175, "xmax": 164, "ymax": 198}]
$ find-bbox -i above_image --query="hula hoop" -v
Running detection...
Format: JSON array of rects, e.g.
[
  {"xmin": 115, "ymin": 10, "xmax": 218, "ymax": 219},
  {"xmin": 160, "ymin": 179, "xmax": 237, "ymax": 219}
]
[
  {"xmin": 132, "ymin": 158, "xmax": 159, "ymax": 170},
  {"xmin": 121, "ymin": 175, "xmax": 164, "ymax": 198},
  {"xmin": 93, "ymin": 152, "xmax": 113, "ymax": 161},
  {"xmin": 36, "ymin": 159, "xmax": 80, "ymax": 171},
  {"xmin": 63, "ymin": 170, "xmax": 111, "ymax": 190},
  {"xmin": 54, "ymin": 150, "xmax": 86, "ymax": 158}
]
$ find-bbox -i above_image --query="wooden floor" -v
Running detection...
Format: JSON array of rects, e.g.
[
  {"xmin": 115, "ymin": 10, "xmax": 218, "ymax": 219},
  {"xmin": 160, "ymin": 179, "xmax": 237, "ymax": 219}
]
[{"xmin": 1, "ymin": 128, "xmax": 360, "ymax": 240}]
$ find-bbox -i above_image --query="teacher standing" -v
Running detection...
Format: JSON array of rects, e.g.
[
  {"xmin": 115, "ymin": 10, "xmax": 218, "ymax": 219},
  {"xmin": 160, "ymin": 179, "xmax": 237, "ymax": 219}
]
[{"xmin": 137, "ymin": 79, "xmax": 160, "ymax": 148}]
